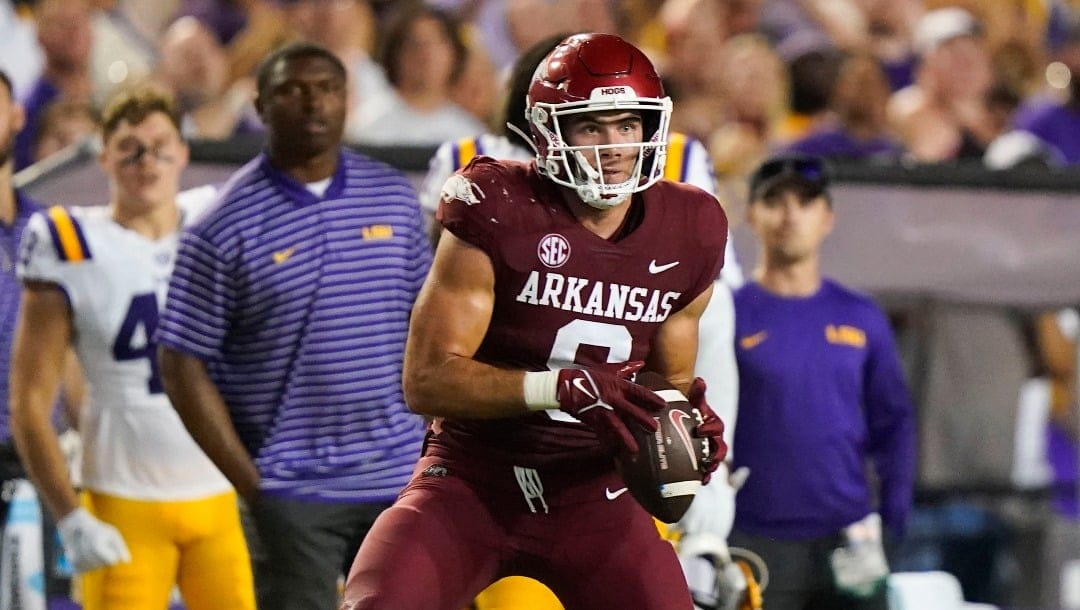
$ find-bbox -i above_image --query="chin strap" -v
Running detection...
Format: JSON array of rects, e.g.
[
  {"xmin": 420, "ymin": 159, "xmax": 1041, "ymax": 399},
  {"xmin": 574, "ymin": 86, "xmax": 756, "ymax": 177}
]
[{"xmin": 571, "ymin": 150, "xmax": 632, "ymax": 209}]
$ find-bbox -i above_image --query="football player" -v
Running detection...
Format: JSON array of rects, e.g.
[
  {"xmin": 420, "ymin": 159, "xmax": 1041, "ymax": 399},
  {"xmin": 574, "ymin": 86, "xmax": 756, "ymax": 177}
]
[
  {"xmin": 424, "ymin": 30, "xmax": 743, "ymax": 610},
  {"xmin": 342, "ymin": 33, "xmax": 728, "ymax": 610},
  {"xmin": 8, "ymin": 85, "xmax": 255, "ymax": 610}
]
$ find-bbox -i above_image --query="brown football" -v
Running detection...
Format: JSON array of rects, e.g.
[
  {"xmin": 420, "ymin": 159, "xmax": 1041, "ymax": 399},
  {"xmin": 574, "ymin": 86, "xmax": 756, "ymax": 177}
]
[{"xmin": 614, "ymin": 371, "xmax": 710, "ymax": 523}]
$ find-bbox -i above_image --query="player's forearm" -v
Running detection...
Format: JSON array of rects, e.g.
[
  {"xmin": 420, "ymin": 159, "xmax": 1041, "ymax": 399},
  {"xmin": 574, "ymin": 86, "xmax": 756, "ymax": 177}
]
[
  {"xmin": 158, "ymin": 346, "xmax": 261, "ymax": 504},
  {"xmin": 10, "ymin": 383, "xmax": 80, "ymax": 519},
  {"xmin": 9, "ymin": 285, "xmax": 81, "ymax": 519},
  {"xmin": 403, "ymin": 353, "xmax": 533, "ymax": 419},
  {"xmin": 60, "ymin": 349, "xmax": 86, "ymax": 429}
]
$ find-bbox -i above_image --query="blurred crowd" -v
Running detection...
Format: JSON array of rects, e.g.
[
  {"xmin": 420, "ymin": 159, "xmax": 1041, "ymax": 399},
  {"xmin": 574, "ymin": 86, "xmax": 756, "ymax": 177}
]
[{"xmin": 1, "ymin": 0, "xmax": 1079, "ymax": 190}]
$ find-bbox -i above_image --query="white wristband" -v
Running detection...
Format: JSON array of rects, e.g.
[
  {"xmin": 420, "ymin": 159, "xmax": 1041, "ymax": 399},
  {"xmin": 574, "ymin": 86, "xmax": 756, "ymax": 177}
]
[{"xmin": 523, "ymin": 370, "xmax": 560, "ymax": 410}]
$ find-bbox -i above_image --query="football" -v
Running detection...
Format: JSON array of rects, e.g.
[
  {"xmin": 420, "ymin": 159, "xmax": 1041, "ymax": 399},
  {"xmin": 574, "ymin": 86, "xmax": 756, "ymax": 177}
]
[{"xmin": 614, "ymin": 371, "xmax": 710, "ymax": 523}]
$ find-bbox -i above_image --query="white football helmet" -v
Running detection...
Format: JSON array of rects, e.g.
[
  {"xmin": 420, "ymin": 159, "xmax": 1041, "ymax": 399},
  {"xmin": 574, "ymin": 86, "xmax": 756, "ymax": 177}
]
[{"xmin": 526, "ymin": 33, "xmax": 672, "ymax": 209}]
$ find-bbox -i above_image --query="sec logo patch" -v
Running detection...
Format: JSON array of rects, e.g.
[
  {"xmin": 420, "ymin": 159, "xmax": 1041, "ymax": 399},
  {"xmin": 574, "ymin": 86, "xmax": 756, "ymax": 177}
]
[{"xmin": 537, "ymin": 233, "xmax": 571, "ymax": 268}]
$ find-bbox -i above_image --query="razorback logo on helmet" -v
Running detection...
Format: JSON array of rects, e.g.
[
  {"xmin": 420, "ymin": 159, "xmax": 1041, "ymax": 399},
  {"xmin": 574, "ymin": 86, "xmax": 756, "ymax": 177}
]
[{"xmin": 440, "ymin": 174, "xmax": 485, "ymax": 206}]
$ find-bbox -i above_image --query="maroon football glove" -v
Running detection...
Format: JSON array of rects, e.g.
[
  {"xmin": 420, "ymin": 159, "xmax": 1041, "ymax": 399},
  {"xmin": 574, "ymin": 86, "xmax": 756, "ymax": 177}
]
[
  {"xmin": 689, "ymin": 377, "xmax": 727, "ymax": 484},
  {"xmin": 556, "ymin": 361, "xmax": 665, "ymax": 454}
]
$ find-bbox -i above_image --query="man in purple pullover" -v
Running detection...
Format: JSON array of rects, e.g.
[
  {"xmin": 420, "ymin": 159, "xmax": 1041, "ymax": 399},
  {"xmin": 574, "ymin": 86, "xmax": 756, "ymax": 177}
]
[{"xmin": 730, "ymin": 153, "xmax": 915, "ymax": 610}]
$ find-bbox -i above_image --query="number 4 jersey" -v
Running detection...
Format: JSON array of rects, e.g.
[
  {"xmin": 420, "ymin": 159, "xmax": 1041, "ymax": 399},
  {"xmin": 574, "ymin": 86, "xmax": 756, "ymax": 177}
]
[
  {"xmin": 17, "ymin": 195, "xmax": 232, "ymax": 501},
  {"xmin": 431, "ymin": 157, "xmax": 728, "ymax": 467}
]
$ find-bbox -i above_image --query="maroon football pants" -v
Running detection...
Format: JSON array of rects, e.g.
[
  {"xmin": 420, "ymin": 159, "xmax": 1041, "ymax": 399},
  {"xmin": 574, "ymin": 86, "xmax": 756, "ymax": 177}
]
[{"xmin": 341, "ymin": 451, "xmax": 693, "ymax": 610}]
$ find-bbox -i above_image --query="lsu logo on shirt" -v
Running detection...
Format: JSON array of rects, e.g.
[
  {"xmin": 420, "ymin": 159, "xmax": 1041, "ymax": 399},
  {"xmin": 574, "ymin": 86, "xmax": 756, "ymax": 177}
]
[
  {"xmin": 361, "ymin": 225, "xmax": 394, "ymax": 240},
  {"xmin": 739, "ymin": 330, "xmax": 768, "ymax": 350},
  {"xmin": 825, "ymin": 324, "xmax": 866, "ymax": 348}
]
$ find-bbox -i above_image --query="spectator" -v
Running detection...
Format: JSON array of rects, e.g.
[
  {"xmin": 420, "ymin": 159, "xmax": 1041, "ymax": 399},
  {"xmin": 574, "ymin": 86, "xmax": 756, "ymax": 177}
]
[
  {"xmin": 758, "ymin": 0, "xmax": 867, "ymax": 54},
  {"xmin": 1010, "ymin": 14, "xmax": 1080, "ymax": 163},
  {"xmin": 0, "ymin": 0, "xmax": 44, "ymax": 98},
  {"xmin": 780, "ymin": 52, "xmax": 904, "ymax": 161},
  {"xmin": 504, "ymin": 0, "xmax": 619, "ymax": 68},
  {"xmin": 888, "ymin": 7, "xmax": 998, "ymax": 162},
  {"xmin": 14, "ymin": 0, "xmax": 95, "ymax": 170},
  {"xmin": 450, "ymin": 29, "xmax": 500, "ymax": 128},
  {"xmin": 32, "ymin": 99, "xmax": 99, "ymax": 162},
  {"xmin": 156, "ymin": 16, "xmax": 260, "ymax": 140},
  {"xmin": 862, "ymin": 0, "xmax": 921, "ymax": 92},
  {"xmin": 89, "ymin": 0, "xmax": 159, "ymax": 105},
  {"xmin": 175, "ymin": 0, "xmax": 253, "ymax": 45},
  {"xmin": 709, "ymin": 33, "xmax": 788, "ymax": 182},
  {"xmin": 156, "ymin": 42, "xmax": 432, "ymax": 610},
  {"xmin": 9, "ymin": 84, "xmax": 255, "ymax": 610},
  {"xmin": 656, "ymin": 0, "xmax": 730, "ymax": 141},
  {"xmin": 349, "ymin": 3, "xmax": 485, "ymax": 145},
  {"xmin": 725, "ymin": 0, "xmax": 763, "ymax": 37},
  {"xmin": 730, "ymin": 153, "xmax": 916, "ymax": 610},
  {"xmin": 342, "ymin": 32, "xmax": 727, "ymax": 610},
  {"xmin": 772, "ymin": 37, "xmax": 846, "ymax": 147},
  {"xmin": 176, "ymin": 0, "xmax": 292, "ymax": 84}
]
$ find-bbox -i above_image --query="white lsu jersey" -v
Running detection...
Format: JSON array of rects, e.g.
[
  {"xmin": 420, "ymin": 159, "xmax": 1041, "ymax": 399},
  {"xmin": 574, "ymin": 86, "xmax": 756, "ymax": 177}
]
[{"xmin": 17, "ymin": 196, "xmax": 232, "ymax": 501}]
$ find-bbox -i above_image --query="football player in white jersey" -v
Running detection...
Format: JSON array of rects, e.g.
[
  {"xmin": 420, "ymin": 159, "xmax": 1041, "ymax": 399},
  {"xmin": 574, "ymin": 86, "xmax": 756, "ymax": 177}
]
[{"xmin": 8, "ymin": 86, "xmax": 255, "ymax": 610}]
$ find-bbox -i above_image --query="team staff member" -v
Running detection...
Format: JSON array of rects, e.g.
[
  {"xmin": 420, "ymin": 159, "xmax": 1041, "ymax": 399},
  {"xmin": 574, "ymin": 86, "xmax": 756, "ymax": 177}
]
[
  {"xmin": 10, "ymin": 85, "xmax": 255, "ymax": 610},
  {"xmin": 729, "ymin": 154, "xmax": 915, "ymax": 610},
  {"xmin": 156, "ymin": 42, "xmax": 432, "ymax": 610}
]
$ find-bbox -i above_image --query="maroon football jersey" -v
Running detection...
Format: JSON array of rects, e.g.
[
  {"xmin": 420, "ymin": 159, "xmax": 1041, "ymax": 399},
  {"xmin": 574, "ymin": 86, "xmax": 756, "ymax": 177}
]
[{"xmin": 430, "ymin": 157, "xmax": 727, "ymax": 466}]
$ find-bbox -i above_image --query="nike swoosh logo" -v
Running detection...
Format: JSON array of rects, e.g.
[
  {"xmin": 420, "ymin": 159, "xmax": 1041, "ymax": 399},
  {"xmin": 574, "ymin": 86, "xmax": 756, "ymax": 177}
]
[
  {"xmin": 572, "ymin": 377, "xmax": 596, "ymax": 400},
  {"xmin": 649, "ymin": 260, "xmax": 680, "ymax": 274},
  {"xmin": 669, "ymin": 409, "xmax": 700, "ymax": 471},
  {"xmin": 739, "ymin": 330, "xmax": 768, "ymax": 350},
  {"xmin": 605, "ymin": 487, "xmax": 629, "ymax": 500},
  {"xmin": 272, "ymin": 247, "xmax": 296, "ymax": 265}
]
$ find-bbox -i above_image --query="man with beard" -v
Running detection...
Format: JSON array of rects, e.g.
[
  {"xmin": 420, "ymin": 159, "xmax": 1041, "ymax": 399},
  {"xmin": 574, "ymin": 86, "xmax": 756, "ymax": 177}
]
[{"xmin": 156, "ymin": 42, "xmax": 432, "ymax": 610}]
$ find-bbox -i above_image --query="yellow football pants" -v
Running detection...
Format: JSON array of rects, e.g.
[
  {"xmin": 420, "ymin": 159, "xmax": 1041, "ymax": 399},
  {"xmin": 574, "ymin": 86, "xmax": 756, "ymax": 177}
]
[{"xmin": 78, "ymin": 490, "xmax": 255, "ymax": 610}]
